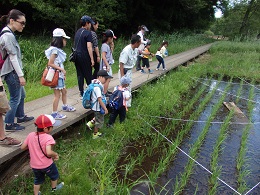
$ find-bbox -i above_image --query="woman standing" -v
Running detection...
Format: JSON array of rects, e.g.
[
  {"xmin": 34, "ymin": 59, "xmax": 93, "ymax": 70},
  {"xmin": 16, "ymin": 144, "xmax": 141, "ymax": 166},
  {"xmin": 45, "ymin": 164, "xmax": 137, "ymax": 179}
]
[
  {"xmin": 73, "ymin": 15, "xmax": 95, "ymax": 98},
  {"xmin": 0, "ymin": 9, "xmax": 34, "ymax": 131},
  {"xmin": 91, "ymin": 18, "xmax": 101, "ymax": 79}
]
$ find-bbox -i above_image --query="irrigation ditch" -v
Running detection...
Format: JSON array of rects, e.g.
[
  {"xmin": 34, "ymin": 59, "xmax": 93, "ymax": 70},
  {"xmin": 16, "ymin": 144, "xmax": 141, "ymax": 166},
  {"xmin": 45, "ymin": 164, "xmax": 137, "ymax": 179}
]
[{"xmin": 116, "ymin": 76, "xmax": 260, "ymax": 195}]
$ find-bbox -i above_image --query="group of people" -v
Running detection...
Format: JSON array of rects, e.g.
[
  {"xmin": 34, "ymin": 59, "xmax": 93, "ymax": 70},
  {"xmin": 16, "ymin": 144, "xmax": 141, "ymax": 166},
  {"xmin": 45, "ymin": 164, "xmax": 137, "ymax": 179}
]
[{"xmin": 0, "ymin": 8, "xmax": 170, "ymax": 195}]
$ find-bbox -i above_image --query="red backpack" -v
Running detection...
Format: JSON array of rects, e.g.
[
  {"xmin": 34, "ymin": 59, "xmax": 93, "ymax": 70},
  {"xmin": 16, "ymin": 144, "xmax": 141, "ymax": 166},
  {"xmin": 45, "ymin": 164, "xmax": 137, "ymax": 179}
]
[{"xmin": 0, "ymin": 30, "xmax": 10, "ymax": 69}]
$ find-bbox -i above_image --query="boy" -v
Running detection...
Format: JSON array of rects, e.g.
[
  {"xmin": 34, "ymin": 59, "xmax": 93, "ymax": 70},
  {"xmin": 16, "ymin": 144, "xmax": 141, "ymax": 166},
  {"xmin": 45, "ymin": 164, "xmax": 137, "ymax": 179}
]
[
  {"xmin": 140, "ymin": 40, "xmax": 155, "ymax": 74},
  {"xmin": 107, "ymin": 76, "xmax": 131, "ymax": 127},
  {"xmin": 87, "ymin": 70, "xmax": 113, "ymax": 139},
  {"xmin": 21, "ymin": 114, "xmax": 63, "ymax": 195}
]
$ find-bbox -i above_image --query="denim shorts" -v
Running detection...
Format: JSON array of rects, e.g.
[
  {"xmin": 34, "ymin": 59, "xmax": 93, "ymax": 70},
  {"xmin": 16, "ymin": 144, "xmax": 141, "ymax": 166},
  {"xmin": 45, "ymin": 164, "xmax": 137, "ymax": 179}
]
[
  {"xmin": 52, "ymin": 78, "xmax": 65, "ymax": 90},
  {"xmin": 32, "ymin": 163, "xmax": 59, "ymax": 185}
]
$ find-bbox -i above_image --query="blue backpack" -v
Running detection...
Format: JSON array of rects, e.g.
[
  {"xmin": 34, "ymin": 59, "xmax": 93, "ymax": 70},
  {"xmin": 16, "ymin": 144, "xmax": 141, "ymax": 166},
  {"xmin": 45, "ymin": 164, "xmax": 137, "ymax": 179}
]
[
  {"xmin": 109, "ymin": 86, "xmax": 124, "ymax": 110},
  {"xmin": 82, "ymin": 83, "xmax": 103, "ymax": 109}
]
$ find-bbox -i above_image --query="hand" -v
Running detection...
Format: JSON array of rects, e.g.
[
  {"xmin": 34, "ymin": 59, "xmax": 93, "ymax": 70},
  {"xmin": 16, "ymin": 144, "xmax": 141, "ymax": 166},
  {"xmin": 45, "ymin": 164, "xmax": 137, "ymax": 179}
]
[
  {"xmin": 61, "ymin": 69, "xmax": 66, "ymax": 75},
  {"xmin": 104, "ymin": 108, "xmax": 108, "ymax": 115},
  {"xmin": 107, "ymin": 66, "xmax": 110, "ymax": 72},
  {"xmin": 53, "ymin": 153, "xmax": 59, "ymax": 161},
  {"xmin": 91, "ymin": 60, "xmax": 95, "ymax": 67},
  {"xmin": 19, "ymin": 77, "xmax": 26, "ymax": 86},
  {"xmin": 97, "ymin": 56, "xmax": 100, "ymax": 63}
]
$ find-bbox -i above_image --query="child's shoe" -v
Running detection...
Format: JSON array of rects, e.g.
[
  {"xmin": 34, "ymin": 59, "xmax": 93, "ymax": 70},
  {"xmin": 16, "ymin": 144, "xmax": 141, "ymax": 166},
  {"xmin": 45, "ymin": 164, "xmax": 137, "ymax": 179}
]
[
  {"xmin": 140, "ymin": 69, "xmax": 146, "ymax": 74},
  {"xmin": 155, "ymin": 68, "xmax": 159, "ymax": 70},
  {"xmin": 163, "ymin": 68, "xmax": 167, "ymax": 71},
  {"xmin": 62, "ymin": 105, "xmax": 76, "ymax": 112},
  {"xmin": 51, "ymin": 182, "xmax": 64, "ymax": 192},
  {"xmin": 86, "ymin": 120, "xmax": 95, "ymax": 130},
  {"xmin": 93, "ymin": 132, "xmax": 103, "ymax": 139},
  {"xmin": 51, "ymin": 112, "xmax": 66, "ymax": 120},
  {"xmin": 148, "ymin": 69, "xmax": 154, "ymax": 74}
]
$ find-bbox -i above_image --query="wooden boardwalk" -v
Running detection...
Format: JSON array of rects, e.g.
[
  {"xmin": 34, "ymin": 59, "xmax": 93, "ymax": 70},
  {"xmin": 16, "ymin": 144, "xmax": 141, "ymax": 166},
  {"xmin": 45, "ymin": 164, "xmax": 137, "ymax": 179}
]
[{"xmin": 0, "ymin": 43, "xmax": 212, "ymax": 165}]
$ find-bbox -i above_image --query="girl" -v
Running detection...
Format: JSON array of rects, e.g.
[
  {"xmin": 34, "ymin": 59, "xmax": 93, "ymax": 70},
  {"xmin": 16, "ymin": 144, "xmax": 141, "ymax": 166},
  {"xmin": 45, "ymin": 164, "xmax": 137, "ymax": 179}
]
[
  {"xmin": 140, "ymin": 40, "xmax": 155, "ymax": 74},
  {"xmin": 155, "ymin": 41, "xmax": 168, "ymax": 71},
  {"xmin": 101, "ymin": 29, "xmax": 116, "ymax": 96},
  {"xmin": 45, "ymin": 28, "xmax": 76, "ymax": 120}
]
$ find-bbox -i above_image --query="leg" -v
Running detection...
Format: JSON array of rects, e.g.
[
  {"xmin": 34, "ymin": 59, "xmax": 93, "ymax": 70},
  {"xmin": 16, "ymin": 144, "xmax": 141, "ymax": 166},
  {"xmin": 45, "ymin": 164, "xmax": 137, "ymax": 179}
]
[
  {"xmin": 61, "ymin": 88, "xmax": 67, "ymax": 105},
  {"xmin": 53, "ymin": 89, "xmax": 61, "ymax": 112},
  {"xmin": 33, "ymin": 184, "xmax": 41, "ymax": 195},
  {"xmin": 15, "ymin": 86, "xmax": 25, "ymax": 118},
  {"xmin": 119, "ymin": 107, "xmax": 126, "ymax": 123},
  {"xmin": 4, "ymin": 71, "xmax": 22, "ymax": 124},
  {"xmin": 108, "ymin": 109, "xmax": 118, "ymax": 125},
  {"xmin": 92, "ymin": 52, "xmax": 100, "ymax": 79},
  {"xmin": 0, "ymin": 114, "xmax": 5, "ymax": 139},
  {"xmin": 75, "ymin": 63, "xmax": 84, "ymax": 96},
  {"xmin": 136, "ymin": 55, "xmax": 142, "ymax": 71},
  {"xmin": 161, "ymin": 58, "xmax": 165, "ymax": 69}
]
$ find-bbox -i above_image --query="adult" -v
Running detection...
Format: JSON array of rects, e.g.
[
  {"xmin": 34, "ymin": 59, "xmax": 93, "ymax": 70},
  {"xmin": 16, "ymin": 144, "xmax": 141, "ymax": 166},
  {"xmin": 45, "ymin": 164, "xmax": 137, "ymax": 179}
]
[
  {"xmin": 118, "ymin": 34, "xmax": 141, "ymax": 107},
  {"xmin": 73, "ymin": 15, "xmax": 95, "ymax": 97},
  {"xmin": 0, "ymin": 77, "xmax": 21, "ymax": 146},
  {"xmin": 0, "ymin": 9, "xmax": 34, "ymax": 131},
  {"xmin": 136, "ymin": 25, "xmax": 149, "ymax": 71},
  {"xmin": 91, "ymin": 18, "xmax": 101, "ymax": 80}
]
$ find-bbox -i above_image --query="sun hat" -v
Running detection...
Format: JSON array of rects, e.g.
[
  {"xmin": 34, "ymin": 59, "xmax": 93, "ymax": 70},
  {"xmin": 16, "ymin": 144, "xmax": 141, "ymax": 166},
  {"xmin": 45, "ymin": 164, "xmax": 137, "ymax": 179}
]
[
  {"xmin": 120, "ymin": 76, "xmax": 131, "ymax": 85},
  {"xmin": 97, "ymin": 70, "xmax": 113, "ymax": 79},
  {"xmin": 35, "ymin": 114, "xmax": 62, "ymax": 128},
  {"xmin": 53, "ymin": 28, "xmax": 70, "ymax": 39},
  {"xmin": 103, "ymin": 29, "xmax": 117, "ymax": 39},
  {"xmin": 81, "ymin": 15, "xmax": 95, "ymax": 25},
  {"xmin": 141, "ymin": 25, "xmax": 149, "ymax": 32}
]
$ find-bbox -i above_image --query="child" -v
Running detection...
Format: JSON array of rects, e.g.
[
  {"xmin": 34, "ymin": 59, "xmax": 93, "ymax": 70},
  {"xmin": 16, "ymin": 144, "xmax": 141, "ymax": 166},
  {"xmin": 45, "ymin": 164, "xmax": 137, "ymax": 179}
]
[
  {"xmin": 45, "ymin": 28, "xmax": 76, "ymax": 120},
  {"xmin": 155, "ymin": 41, "xmax": 169, "ymax": 70},
  {"xmin": 87, "ymin": 70, "xmax": 112, "ymax": 139},
  {"xmin": 21, "ymin": 114, "xmax": 63, "ymax": 195},
  {"xmin": 140, "ymin": 40, "xmax": 155, "ymax": 74},
  {"xmin": 101, "ymin": 29, "xmax": 116, "ymax": 96},
  {"xmin": 107, "ymin": 76, "xmax": 131, "ymax": 127}
]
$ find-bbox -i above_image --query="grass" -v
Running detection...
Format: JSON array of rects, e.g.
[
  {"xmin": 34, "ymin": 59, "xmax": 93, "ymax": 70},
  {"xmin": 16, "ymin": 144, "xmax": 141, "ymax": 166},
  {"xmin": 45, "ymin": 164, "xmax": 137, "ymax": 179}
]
[{"xmin": 2, "ymin": 36, "xmax": 260, "ymax": 194}]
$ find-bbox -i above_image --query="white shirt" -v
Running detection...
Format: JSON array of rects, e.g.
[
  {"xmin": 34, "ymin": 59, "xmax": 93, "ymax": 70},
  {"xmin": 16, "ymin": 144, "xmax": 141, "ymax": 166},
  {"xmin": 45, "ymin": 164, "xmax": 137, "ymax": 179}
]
[
  {"xmin": 119, "ymin": 44, "xmax": 139, "ymax": 69},
  {"xmin": 91, "ymin": 79, "xmax": 103, "ymax": 111}
]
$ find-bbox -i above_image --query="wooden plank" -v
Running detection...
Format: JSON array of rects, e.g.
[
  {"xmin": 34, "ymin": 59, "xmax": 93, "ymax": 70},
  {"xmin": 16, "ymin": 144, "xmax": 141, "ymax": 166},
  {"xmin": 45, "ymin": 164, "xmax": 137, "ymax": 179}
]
[{"xmin": 223, "ymin": 102, "xmax": 243, "ymax": 114}]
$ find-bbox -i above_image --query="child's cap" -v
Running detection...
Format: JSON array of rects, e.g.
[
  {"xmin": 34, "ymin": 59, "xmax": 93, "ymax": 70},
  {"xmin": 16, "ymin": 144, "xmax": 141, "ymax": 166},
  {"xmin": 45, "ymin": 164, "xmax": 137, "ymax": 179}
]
[
  {"xmin": 53, "ymin": 28, "xmax": 70, "ymax": 39},
  {"xmin": 97, "ymin": 70, "xmax": 113, "ymax": 79},
  {"xmin": 120, "ymin": 76, "xmax": 131, "ymax": 85},
  {"xmin": 103, "ymin": 29, "xmax": 117, "ymax": 39},
  {"xmin": 35, "ymin": 114, "xmax": 62, "ymax": 128}
]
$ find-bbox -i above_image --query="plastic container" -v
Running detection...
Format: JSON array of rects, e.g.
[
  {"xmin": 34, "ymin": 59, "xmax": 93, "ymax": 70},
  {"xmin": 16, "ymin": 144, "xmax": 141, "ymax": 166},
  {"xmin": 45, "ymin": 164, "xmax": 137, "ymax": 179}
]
[{"xmin": 45, "ymin": 68, "xmax": 55, "ymax": 82}]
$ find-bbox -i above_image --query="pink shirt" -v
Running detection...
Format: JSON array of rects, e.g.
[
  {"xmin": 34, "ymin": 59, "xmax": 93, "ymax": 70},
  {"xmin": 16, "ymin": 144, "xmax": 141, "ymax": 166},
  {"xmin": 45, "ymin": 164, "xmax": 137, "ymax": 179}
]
[{"xmin": 24, "ymin": 132, "xmax": 55, "ymax": 169}]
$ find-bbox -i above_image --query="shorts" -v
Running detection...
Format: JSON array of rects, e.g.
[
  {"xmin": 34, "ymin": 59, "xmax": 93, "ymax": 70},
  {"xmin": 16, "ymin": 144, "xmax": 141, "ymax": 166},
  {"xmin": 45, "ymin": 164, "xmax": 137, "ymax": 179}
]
[
  {"xmin": 32, "ymin": 163, "xmax": 59, "ymax": 185},
  {"xmin": 94, "ymin": 111, "xmax": 104, "ymax": 129},
  {"xmin": 51, "ymin": 78, "xmax": 65, "ymax": 90},
  {"xmin": 141, "ymin": 58, "xmax": 150, "ymax": 68}
]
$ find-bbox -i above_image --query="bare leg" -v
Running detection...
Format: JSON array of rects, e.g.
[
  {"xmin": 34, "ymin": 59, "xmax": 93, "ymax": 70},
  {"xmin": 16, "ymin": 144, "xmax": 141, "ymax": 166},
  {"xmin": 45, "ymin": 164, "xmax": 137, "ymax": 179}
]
[
  {"xmin": 0, "ymin": 114, "xmax": 5, "ymax": 140},
  {"xmin": 34, "ymin": 184, "xmax": 41, "ymax": 195},
  {"xmin": 51, "ymin": 179, "xmax": 58, "ymax": 189},
  {"xmin": 61, "ymin": 88, "xmax": 67, "ymax": 105},
  {"xmin": 53, "ymin": 89, "xmax": 61, "ymax": 112}
]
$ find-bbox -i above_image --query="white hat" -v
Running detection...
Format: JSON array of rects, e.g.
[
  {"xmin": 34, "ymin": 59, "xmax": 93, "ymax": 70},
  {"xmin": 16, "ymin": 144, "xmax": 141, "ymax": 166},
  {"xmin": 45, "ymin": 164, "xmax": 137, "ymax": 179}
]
[
  {"xmin": 120, "ymin": 76, "xmax": 131, "ymax": 85},
  {"xmin": 53, "ymin": 28, "xmax": 70, "ymax": 39}
]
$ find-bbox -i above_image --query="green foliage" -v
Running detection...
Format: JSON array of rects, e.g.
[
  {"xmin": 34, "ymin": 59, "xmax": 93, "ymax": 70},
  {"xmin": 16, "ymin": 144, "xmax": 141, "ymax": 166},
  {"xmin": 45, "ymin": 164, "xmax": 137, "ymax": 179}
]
[{"xmin": 204, "ymin": 30, "xmax": 214, "ymax": 36}]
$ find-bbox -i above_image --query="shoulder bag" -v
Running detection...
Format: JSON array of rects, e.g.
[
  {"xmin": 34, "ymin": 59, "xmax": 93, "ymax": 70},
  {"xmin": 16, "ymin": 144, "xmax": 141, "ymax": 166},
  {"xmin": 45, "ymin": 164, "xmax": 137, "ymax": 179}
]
[{"xmin": 41, "ymin": 65, "xmax": 59, "ymax": 87}]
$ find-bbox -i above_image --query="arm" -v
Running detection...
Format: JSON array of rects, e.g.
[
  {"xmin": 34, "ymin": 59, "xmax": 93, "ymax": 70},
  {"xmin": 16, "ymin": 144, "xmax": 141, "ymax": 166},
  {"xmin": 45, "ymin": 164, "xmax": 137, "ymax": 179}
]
[
  {"xmin": 46, "ymin": 145, "xmax": 59, "ymax": 161},
  {"xmin": 21, "ymin": 142, "xmax": 28, "ymax": 150},
  {"xmin": 119, "ymin": 62, "xmax": 125, "ymax": 77},
  {"xmin": 9, "ymin": 54, "xmax": 26, "ymax": 86},
  {"xmin": 87, "ymin": 42, "xmax": 94, "ymax": 66},
  {"xmin": 97, "ymin": 97, "xmax": 108, "ymax": 115},
  {"xmin": 47, "ymin": 54, "xmax": 66, "ymax": 75},
  {"xmin": 94, "ymin": 46, "xmax": 100, "ymax": 63},
  {"xmin": 102, "ymin": 51, "xmax": 110, "ymax": 71}
]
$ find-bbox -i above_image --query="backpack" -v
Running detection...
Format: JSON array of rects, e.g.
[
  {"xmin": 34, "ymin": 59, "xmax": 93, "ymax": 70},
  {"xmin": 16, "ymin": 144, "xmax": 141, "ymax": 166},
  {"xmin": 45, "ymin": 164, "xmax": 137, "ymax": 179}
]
[
  {"xmin": 82, "ymin": 83, "xmax": 103, "ymax": 109},
  {"xmin": 0, "ymin": 30, "xmax": 10, "ymax": 69},
  {"xmin": 109, "ymin": 86, "xmax": 124, "ymax": 110}
]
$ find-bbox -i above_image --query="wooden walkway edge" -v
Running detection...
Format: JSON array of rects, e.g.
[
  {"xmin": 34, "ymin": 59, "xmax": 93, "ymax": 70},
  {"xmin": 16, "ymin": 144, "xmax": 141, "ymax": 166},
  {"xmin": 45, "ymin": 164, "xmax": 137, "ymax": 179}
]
[{"xmin": 0, "ymin": 43, "xmax": 213, "ymax": 165}]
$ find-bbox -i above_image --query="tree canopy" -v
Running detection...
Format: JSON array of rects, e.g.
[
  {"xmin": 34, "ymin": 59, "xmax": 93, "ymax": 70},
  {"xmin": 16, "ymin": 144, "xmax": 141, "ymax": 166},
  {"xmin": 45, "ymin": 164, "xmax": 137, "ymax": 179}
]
[{"xmin": 0, "ymin": 0, "xmax": 228, "ymax": 37}]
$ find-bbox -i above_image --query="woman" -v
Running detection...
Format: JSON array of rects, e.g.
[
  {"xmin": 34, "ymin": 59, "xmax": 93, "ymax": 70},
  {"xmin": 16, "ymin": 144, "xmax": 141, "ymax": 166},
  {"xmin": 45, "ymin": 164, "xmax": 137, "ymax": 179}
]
[
  {"xmin": 91, "ymin": 18, "xmax": 101, "ymax": 79},
  {"xmin": 0, "ymin": 9, "xmax": 34, "ymax": 131},
  {"xmin": 73, "ymin": 15, "xmax": 95, "ymax": 98}
]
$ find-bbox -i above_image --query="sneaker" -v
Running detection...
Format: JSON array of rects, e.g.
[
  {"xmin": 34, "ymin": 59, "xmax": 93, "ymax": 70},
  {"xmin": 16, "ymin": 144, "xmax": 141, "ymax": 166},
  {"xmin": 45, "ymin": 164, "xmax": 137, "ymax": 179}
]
[
  {"xmin": 156, "ymin": 68, "xmax": 159, "ymax": 70},
  {"xmin": 38, "ymin": 191, "xmax": 41, "ymax": 195},
  {"xmin": 149, "ymin": 70, "xmax": 154, "ymax": 74},
  {"xmin": 0, "ymin": 137, "xmax": 22, "ymax": 146},
  {"xmin": 86, "ymin": 120, "xmax": 95, "ymax": 130},
  {"xmin": 51, "ymin": 112, "xmax": 66, "ymax": 120},
  {"xmin": 17, "ymin": 115, "xmax": 34, "ymax": 123},
  {"xmin": 93, "ymin": 132, "xmax": 103, "ymax": 139},
  {"xmin": 5, "ymin": 123, "xmax": 25, "ymax": 131},
  {"xmin": 140, "ymin": 70, "xmax": 145, "ymax": 74},
  {"xmin": 62, "ymin": 105, "xmax": 76, "ymax": 112},
  {"xmin": 52, "ymin": 182, "xmax": 64, "ymax": 192},
  {"xmin": 163, "ymin": 68, "xmax": 167, "ymax": 71}
]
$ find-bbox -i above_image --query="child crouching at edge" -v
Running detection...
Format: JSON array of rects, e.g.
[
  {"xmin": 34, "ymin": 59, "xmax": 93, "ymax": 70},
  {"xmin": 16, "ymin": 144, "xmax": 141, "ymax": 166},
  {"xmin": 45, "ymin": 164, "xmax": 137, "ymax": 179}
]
[
  {"xmin": 88, "ymin": 70, "xmax": 113, "ymax": 139},
  {"xmin": 107, "ymin": 76, "xmax": 131, "ymax": 127},
  {"xmin": 21, "ymin": 114, "xmax": 64, "ymax": 195}
]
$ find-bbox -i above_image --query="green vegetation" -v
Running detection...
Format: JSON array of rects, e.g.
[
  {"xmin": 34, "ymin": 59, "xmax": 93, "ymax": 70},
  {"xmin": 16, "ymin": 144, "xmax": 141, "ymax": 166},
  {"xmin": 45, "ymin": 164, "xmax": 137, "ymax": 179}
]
[{"xmin": 2, "ymin": 37, "xmax": 260, "ymax": 194}]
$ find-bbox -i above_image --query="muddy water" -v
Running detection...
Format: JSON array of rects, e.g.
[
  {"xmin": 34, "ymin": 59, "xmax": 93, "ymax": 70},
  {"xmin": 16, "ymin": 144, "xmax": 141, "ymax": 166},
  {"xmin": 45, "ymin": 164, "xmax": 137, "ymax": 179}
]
[{"xmin": 129, "ymin": 79, "xmax": 260, "ymax": 194}]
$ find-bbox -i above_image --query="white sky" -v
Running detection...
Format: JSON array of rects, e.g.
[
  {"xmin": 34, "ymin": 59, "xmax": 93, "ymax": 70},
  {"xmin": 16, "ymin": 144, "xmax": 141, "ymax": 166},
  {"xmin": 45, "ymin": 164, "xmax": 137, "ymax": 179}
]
[{"xmin": 215, "ymin": 8, "xmax": 223, "ymax": 18}]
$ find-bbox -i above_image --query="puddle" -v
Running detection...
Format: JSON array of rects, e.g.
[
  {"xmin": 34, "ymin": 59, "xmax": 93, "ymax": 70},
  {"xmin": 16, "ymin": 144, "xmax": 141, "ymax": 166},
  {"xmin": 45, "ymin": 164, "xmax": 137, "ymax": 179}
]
[{"xmin": 116, "ymin": 78, "xmax": 260, "ymax": 194}]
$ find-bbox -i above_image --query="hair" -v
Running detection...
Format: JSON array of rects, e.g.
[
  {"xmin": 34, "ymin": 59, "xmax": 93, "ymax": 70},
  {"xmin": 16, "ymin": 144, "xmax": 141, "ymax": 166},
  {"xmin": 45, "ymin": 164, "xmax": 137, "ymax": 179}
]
[
  {"xmin": 131, "ymin": 34, "xmax": 141, "ymax": 44},
  {"xmin": 0, "ymin": 9, "xmax": 25, "ymax": 28},
  {"xmin": 51, "ymin": 37, "xmax": 64, "ymax": 48},
  {"xmin": 91, "ymin": 17, "xmax": 98, "ymax": 31},
  {"xmin": 157, "ymin": 41, "xmax": 168, "ymax": 51},
  {"xmin": 36, "ymin": 126, "xmax": 52, "ymax": 132}
]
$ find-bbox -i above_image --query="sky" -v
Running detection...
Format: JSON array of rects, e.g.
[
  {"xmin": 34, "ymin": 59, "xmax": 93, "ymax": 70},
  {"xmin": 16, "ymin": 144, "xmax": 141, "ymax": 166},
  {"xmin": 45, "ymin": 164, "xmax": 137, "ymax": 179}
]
[{"xmin": 215, "ymin": 8, "xmax": 223, "ymax": 18}]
